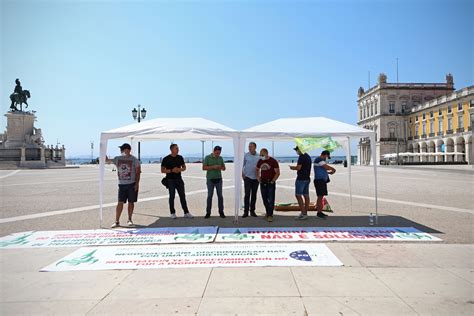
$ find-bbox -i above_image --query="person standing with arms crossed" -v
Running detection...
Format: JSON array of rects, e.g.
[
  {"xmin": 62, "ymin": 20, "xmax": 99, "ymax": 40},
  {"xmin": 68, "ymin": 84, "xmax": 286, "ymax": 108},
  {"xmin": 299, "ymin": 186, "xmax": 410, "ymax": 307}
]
[
  {"xmin": 290, "ymin": 146, "xmax": 312, "ymax": 220},
  {"xmin": 203, "ymin": 146, "xmax": 226, "ymax": 218},
  {"xmin": 242, "ymin": 142, "xmax": 260, "ymax": 218},
  {"xmin": 106, "ymin": 143, "xmax": 141, "ymax": 228}
]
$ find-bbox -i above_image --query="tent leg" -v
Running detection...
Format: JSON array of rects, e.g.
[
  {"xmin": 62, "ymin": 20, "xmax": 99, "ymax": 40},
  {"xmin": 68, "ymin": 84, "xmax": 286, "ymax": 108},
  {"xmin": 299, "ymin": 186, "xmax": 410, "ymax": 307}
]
[
  {"xmin": 346, "ymin": 137, "xmax": 353, "ymax": 213},
  {"xmin": 370, "ymin": 135, "xmax": 378, "ymax": 224},
  {"xmin": 99, "ymin": 134, "xmax": 108, "ymax": 229}
]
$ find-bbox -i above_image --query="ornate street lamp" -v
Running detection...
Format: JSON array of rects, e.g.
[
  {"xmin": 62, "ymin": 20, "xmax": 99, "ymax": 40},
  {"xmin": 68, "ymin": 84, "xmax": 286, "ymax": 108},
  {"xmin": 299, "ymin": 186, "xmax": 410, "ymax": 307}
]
[{"xmin": 132, "ymin": 105, "xmax": 147, "ymax": 161}]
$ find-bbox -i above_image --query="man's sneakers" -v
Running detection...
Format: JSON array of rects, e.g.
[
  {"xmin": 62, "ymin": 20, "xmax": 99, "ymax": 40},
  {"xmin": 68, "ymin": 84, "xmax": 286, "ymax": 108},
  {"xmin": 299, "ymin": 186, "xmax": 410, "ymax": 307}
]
[
  {"xmin": 317, "ymin": 212, "xmax": 328, "ymax": 220},
  {"xmin": 295, "ymin": 213, "xmax": 308, "ymax": 220},
  {"xmin": 111, "ymin": 222, "xmax": 120, "ymax": 228},
  {"xmin": 170, "ymin": 213, "xmax": 177, "ymax": 219},
  {"xmin": 184, "ymin": 212, "xmax": 194, "ymax": 219},
  {"xmin": 127, "ymin": 220, "xmax": 134, "ymax": 226},
  {"xmin": 266, "ymin": 215, "xmax": 273, "ymax": 222}
]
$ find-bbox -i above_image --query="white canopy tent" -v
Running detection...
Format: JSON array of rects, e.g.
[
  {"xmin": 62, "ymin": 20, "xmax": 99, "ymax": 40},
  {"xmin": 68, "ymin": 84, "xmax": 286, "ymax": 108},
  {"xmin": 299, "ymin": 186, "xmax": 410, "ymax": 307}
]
[
  {"xmin": 99, "ymin": 117, "xmax": 376, "ymax": 226},
  {"xmin": 99, "ymin": 117, "xmax": 240, "ymax": 226},
  {"xmin": 240, "ymin": 117, "xmax": 377, "ymax": 221}
]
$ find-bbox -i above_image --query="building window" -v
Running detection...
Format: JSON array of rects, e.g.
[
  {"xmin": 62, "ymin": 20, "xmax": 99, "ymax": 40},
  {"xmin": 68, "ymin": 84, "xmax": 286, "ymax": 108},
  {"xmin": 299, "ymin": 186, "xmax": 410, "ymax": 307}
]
[
  {"xmin": 422, "ymin": 113, "xmax": 426, "ymax": 120},
  {"xmin": 363, "ymin": 107, "xmax": 366, "ymax": 118},
  {"xmin": 359, "ymin": 109, "xmax": 362, "ymax": 120},
  {"xmin": 438, "ymin": 118, "xmax": 443, "ymax": 133},
  {"xmin": 458, "ymin": 114, "xmax": 464, "ymax": 129},
  {"xmin": 415, "ymin": 125, "xmax": 419, "ymax": 136},
  {"xmin": 439, "ymin": 109, "xmax": 442, "ymax": 115},
  {"xmin": 375, "ymin": 103, "xmax": 378, "ymax": 114},
  {"xmin": 422, "ymin": 122, "xmax": 426, "ymax": 135},
  {"xmin": 471, "ymin": 113, "xmax": 474, "ymax": 126},
  {"xmin": 401, "ymin": 102, "xmax": 407, "ymax": 113},
  {"xmin": 389, "ymin": 128, "xmax": 395, "ymax": 139},
  {"xmin": 430, "ymin": 111, "xmax": 433, "ymax": 118},
  {"xmin": 413, "ymin": 101, "xmax": 420, "ymax": 107},
  {"xmin": 415, "ymin": 116, "xmax": 418, "ymax": 122},
  {"xmin": 470, "ymin": 100, "xmax": 474, "ymax": 108},
  {"xmin": 430, "ymin": 120, "xmax": 434, "ymax": 134},
  {"xmin": 448, "ymin": 105, "xmax": 452, "ymax": 113},
  {"xmin": 389, "ymin": 102, "xmax": 395, "ymax": 113},
  {"xmin": 448, "ymin": 117, "xmax": 452, "ymax": 130},
  {"xmin": 370, "ymin": 104, "xmax": 373, "ymax": 116},
  {"xmin": 458, "ymin": 102, "xmax": 463, "ymax": 111}
]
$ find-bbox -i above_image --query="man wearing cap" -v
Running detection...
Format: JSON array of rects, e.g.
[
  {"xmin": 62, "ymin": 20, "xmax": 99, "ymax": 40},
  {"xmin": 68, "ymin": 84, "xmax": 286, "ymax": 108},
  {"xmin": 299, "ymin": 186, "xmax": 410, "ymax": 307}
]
[
  {"xmin": 106, "ymin": 143, "xmax": 141, "ymax": 228},
  {"xmin": 290, "ymin": 146, "xmax": 312, "ymax": 220},
  {"xmin": 161, "ymin": 143, "xmax": 193, "ymax": 219},
  {"xmin": 313, "ymin": 150, "xmax": 336, "ymax": 219},
  {"xmin": 203, "ymin": 146, "xmax": 226, "ymax": 218}
]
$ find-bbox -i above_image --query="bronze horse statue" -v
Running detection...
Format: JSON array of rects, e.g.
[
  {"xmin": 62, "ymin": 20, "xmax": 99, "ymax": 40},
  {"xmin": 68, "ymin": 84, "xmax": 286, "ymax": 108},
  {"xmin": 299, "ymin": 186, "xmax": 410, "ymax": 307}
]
[{"xmin": 10, "ymin": 79, "xmax": 31, "ymax": 112}]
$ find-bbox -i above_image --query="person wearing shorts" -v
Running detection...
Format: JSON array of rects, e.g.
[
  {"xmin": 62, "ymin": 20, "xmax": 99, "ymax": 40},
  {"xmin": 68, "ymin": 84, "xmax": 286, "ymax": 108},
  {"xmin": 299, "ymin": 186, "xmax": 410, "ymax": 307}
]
[
  {"xmin": 106, "ymin": 143, "xmax": 141, "ymax": 228},
  {"xmin": 290, "ymin": 146, "xmax": 312, "ymax": 220},
  {"xmin": 313, "ymin": 150, "xmax": 336, "ymax": 219}
]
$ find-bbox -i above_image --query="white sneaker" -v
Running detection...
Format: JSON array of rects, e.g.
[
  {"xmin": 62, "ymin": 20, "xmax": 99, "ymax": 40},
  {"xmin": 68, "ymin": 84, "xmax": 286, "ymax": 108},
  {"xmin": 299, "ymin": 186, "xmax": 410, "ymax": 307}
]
[
  {"xmin": 184, "ymin": 212, "xmax": 194, "ymax": 219},
  {"xmin": 111, "ymin": 222, "xmax": 120, "ymax": 228},
  {"xmin": 170, "ymin": 213, "xmax": 177, "ymax": 219},
  {"xmin": 295, "ymin": 213, "xmax": 308, "ymax": 220},
  {"xmin": 127, "ymin": 220, "xmax": 134, "ymax": 226}
]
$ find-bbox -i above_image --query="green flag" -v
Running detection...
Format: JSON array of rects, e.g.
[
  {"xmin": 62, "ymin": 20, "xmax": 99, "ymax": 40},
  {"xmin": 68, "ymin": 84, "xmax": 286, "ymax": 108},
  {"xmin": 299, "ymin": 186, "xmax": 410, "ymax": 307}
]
[{"xmin": 294, "ymin": 137, "xmax": 341, "ymax": 154}]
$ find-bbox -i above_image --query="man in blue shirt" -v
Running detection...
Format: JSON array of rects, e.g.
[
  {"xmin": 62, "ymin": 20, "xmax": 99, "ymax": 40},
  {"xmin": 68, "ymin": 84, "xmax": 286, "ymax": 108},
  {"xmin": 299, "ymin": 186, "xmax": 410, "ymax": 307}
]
[
  {"xmin": 290, "ymin": 146, "xmax": 312, "ymax": 220},
  {"xmin": 313, "ymin": 150, "xmax": 336, "ymax": 219},
  {"xmin": 242, "ymin": 142, "xmax": 260, "ymax": 217}
]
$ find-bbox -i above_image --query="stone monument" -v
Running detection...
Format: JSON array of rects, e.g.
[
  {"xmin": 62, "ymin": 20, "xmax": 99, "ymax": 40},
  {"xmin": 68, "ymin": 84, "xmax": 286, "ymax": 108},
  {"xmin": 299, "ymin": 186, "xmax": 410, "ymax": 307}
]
[{"xmin": 0, "ymin": 79, "xmax": 66, "ymax": 168}]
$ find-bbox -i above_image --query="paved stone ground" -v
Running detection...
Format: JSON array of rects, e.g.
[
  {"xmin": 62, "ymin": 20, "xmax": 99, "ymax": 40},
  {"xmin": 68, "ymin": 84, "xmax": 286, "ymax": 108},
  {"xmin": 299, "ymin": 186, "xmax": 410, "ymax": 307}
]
[{"xmin": 0, "ymin": 164, "xmax": 473, "ymax": 315}]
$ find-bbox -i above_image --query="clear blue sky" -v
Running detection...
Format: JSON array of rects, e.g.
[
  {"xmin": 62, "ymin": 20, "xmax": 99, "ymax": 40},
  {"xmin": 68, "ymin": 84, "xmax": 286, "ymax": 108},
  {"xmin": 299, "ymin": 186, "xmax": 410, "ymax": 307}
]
[{"xmin": 1, "ymin": 0, "xmax": 472, "ymax": 158}]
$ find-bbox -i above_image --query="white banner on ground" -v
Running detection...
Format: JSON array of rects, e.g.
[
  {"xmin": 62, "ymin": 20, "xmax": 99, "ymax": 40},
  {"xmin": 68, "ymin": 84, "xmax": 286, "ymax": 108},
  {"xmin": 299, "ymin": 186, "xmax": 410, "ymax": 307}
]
[
  {"xmin": 0, "ymin": 227, "xmax": 218, "ymax": 248},
  {"xmin": 215, "ymin": 227, "xmax": 441, "ymax": 242},
  {"xmin": 40, "ymin": 243, "xmax": 343, "ymax": 271}
]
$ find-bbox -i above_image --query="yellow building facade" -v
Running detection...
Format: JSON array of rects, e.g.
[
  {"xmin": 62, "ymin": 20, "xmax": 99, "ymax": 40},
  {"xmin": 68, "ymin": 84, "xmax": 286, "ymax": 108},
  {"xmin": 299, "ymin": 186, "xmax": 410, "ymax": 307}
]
[{"xmin": 408, "ymin": 86, "xmax": 473, "ymax": 163}]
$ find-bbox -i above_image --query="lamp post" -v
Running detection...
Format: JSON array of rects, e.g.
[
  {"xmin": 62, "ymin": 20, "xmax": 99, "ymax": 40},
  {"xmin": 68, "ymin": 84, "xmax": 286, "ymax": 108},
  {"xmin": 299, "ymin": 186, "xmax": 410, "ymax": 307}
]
[{"xmin": 132, "ymin": 105, "xmax": 147, "ymax": 161}]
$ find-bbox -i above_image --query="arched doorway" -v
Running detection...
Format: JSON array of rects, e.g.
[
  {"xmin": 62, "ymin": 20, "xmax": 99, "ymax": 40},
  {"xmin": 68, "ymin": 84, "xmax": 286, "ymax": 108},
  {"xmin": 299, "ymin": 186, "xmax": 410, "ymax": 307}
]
[
  {"xmin": 446, "ymin": 138, "xmax": 455, "ymax": 162},
  {"xmin": 421, "ymin": 142, "xmax": 428, "ymax": 163},
  {"xmin": 413, "ymin": 143, "xmax": 420, "ymax": 162},
  {"xmin": 436, "ymin": 139, "xmax": 445, "ymax": 162},
  {"xmin": 408, "ymin": 143, "xmax": 414, "ymax": 163},
  {"xmin": 455, "ymin": 137, "xmax": 466, "ymax": 162},
  {"xmin": 466, "ymin": 135, "xmax": 473, "ymax": 164},
  {"xmin": 427, "ymin": 141, "xmax": 436, "ymax": 162}
]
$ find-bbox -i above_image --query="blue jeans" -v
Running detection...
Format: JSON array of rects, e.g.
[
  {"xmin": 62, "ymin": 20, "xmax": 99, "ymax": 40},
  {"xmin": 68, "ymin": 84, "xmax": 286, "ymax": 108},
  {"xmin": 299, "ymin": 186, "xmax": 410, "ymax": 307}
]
[
  {"xmin": 295, "ymin": 180, "xmax": 310, "ymax": 196},
  {"xmin": 260, "ymin": 182, "xmax": 276, "ymax": 216},
  {"xmin": 206, "ymin": 179, "xmax": 224, "ymax": 214}
]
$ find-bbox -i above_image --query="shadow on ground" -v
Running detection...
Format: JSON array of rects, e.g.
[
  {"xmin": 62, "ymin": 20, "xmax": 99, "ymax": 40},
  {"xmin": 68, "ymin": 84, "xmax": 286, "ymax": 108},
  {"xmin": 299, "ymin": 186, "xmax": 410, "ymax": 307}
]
[{"xmin": 133, "ymin": 212, "xmax": 443, "ymax": 234}]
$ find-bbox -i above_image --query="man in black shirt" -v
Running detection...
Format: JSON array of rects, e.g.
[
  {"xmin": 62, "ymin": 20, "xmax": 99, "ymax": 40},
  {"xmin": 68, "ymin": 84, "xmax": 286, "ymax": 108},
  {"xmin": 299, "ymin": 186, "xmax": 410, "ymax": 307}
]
[
  {"xmin": 161, "ymin": 144, "xmax": 193, "ymax": 219},
  {"xmin": 290, "ymin": 146, "xmax": 312, "ymax": 220}
]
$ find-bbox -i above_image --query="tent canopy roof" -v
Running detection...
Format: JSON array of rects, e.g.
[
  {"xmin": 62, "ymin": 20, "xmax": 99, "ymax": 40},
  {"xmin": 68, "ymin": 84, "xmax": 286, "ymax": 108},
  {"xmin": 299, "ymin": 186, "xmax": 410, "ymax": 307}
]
[
  {"xmin": 101, "ymin": 117, "xmax": 238, "ymax": 141},
  {"xmin": 243, "ymin": 117, "xmax": 374, "ymax": 140},
  {"xmin": 100, "ymin": 116, "xmax": 374, "ymax": 142}
]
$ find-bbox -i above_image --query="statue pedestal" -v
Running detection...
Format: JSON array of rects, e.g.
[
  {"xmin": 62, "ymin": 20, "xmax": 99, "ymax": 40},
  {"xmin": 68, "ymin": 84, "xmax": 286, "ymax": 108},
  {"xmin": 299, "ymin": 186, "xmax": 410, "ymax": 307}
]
[{"xmin": 4, "ymin": 111, "xmax": 36, "ymax": 148}]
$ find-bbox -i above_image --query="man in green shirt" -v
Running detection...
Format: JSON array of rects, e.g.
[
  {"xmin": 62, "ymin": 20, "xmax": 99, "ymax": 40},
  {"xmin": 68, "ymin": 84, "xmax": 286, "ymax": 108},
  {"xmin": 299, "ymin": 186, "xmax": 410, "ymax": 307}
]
[{"xmin": 203, "ymin": 146, "xmax": 226, "ymax": 218}]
